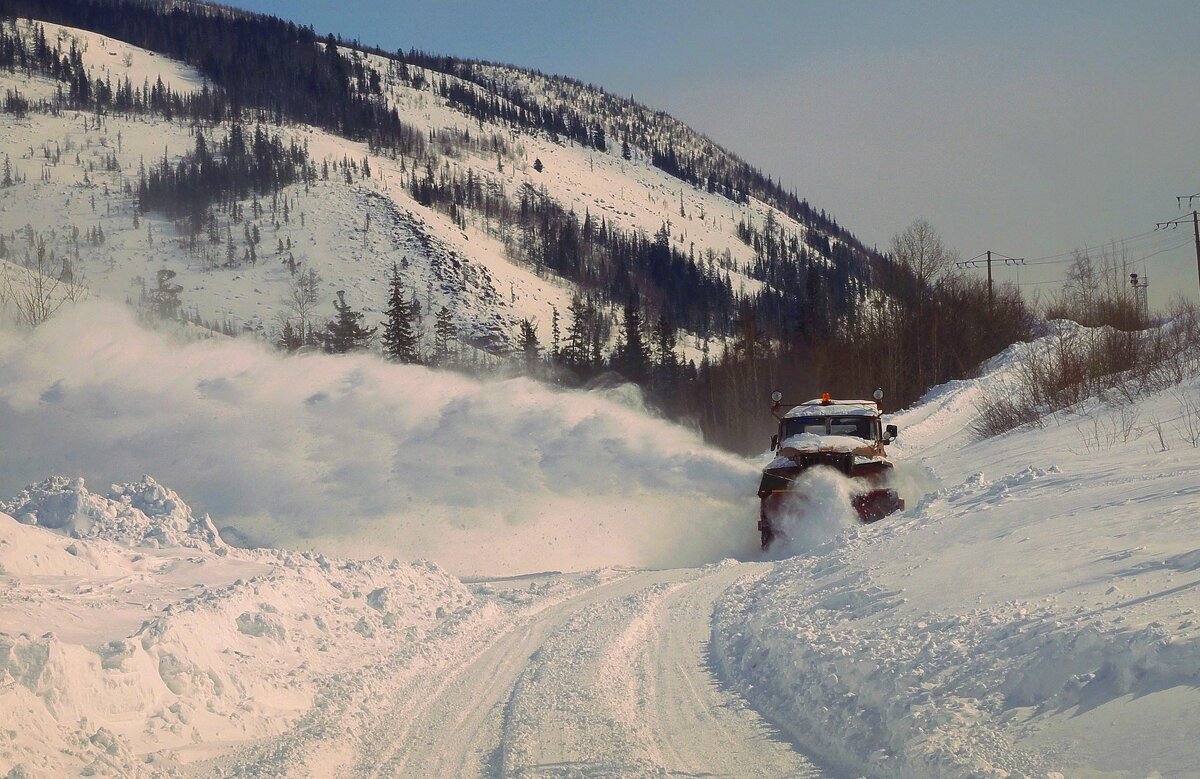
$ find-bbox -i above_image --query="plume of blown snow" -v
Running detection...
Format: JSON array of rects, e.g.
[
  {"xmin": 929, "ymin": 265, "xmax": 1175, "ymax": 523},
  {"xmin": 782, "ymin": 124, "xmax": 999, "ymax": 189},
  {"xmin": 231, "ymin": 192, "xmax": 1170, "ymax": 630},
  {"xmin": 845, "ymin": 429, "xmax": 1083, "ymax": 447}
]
[
  {"xmin": 769, "ymin": 467, "xmax": 862, "ymax": 555},
  {"xmin": 0, "ymin": 302, "xmax": 761, "ymax": 574}
]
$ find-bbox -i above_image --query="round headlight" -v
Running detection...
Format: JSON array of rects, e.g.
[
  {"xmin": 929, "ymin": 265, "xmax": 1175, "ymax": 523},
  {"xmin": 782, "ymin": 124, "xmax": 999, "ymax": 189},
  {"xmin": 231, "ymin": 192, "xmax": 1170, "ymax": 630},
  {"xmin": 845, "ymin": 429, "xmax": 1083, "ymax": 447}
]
[{"xmin": 770, "ymin": 390, "xmax": 783, "ymax": 403}]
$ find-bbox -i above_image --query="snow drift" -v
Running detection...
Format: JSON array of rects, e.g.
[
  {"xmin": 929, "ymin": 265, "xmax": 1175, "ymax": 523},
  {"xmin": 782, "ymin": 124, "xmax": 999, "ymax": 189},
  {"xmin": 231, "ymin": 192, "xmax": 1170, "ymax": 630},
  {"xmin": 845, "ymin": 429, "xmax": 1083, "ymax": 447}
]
[
  {"xmin": 0, "ymin": 302, "xmax": 760, "ymax": 574},
  {"xmin": 1, "ymin": 475, "xmax": 224, "ymax": 551},
  {"xmin": 714, "ymin": 334, "xmax": 1200, "ymax": 778},
  {"xmin": 0, "ymin": 490, "xmax": 478, "ymax": 777}
]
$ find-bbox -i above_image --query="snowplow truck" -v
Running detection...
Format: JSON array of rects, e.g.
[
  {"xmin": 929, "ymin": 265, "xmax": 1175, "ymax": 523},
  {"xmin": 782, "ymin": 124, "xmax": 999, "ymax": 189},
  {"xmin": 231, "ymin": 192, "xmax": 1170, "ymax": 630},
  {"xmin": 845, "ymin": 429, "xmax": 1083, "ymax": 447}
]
[{"xmin": 757, "ymin": 390, "xmax": 904, "ymax": 548}]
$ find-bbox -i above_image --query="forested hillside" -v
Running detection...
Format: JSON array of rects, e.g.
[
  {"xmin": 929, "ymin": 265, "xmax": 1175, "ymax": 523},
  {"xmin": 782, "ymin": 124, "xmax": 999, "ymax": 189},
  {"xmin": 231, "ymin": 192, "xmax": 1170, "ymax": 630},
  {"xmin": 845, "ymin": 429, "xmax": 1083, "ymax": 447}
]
[{"xmin": 0, "ymin": 0, "xmax": 1032, "ymax": 452}]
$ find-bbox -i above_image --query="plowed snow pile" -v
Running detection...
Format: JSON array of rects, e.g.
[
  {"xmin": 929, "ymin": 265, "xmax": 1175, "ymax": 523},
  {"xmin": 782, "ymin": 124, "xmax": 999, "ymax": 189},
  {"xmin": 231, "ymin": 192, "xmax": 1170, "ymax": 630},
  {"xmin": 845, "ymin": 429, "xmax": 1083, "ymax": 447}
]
[
  {"xmin": 714, "ymin": 338, "xmax": 1200, "ymax": 778},
  {"xmin": 0, "ymin": 478, "xmax": 478, "ymax": 776},
  {"xmin": 0, "ymin": 302, "xmax": 760, "ymax": 575}
]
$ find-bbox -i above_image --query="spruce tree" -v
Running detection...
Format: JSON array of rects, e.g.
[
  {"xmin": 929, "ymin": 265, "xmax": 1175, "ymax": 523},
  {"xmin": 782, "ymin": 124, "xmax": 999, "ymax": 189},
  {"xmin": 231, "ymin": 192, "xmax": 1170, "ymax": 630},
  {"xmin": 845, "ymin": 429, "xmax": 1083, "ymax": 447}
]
[
  {"xmin": 652, "ymin": 313, "xmax": 679, "ymax": 400},
  {"xmin": 564, "ymin": 296, "xmax": 591, "ymax": 372},
  {"xmin": 325, "ymin": 290, "xmax": 376, "ymax": 353},
  {"xmin": 615, "ymin": 294, "xmax": 650, "ymax": 383},
  {"xmin": 278, "ymin": 320, "xmax": 302, "ymax": 352},
  {"xmin": 519, "ymin": 319, "xmax": 540, "ymax": 375},
  {"xmin": 150, "ymin": 268, "xmax": 183, "ymax": 320},
  {"xmin": 381, "ymin": 262, "xmax": 419, "ymax": 363},
  {"xmin": 550, "ymin": 306, "xmax": 561, "ymax": 362},
  {"xmin": 433, "ymin": 305, "xmax": 456, "ymax": 365}
]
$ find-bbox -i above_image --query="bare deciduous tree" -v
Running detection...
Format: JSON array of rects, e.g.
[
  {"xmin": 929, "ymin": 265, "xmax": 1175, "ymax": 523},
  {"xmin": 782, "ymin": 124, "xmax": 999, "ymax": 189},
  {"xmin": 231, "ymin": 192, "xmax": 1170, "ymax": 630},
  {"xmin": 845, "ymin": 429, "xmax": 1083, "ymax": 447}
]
[
  {"xmin": 890, "ymin": 218, "xmax": 957, "ymax": 287},
  {"xmin": 283, "ymin": 267, "xmax": 321, "ymax": 339},
  {"xmin": 1, "ymin": 238, "xmax": 87, "ymax": 327}
]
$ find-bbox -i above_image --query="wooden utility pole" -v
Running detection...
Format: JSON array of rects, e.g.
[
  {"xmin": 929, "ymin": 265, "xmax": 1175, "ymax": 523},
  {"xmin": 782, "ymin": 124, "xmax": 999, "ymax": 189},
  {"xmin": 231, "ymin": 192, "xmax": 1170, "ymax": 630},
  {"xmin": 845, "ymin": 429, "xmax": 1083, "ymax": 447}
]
[
  {"xmin": 956, "ymin": 251, "xmax": 1024, "ymax": 310},
  {"xmin": 1155, "ymin": 195, "xmax": 1200, "ymax": 298},
  {"xmin": 1193, "ymin": 210, "xmax": 1200, "ymax": 294},
  {"xmin": 987, "ymin": 250, "xmax": 994, "ymax": 308}
]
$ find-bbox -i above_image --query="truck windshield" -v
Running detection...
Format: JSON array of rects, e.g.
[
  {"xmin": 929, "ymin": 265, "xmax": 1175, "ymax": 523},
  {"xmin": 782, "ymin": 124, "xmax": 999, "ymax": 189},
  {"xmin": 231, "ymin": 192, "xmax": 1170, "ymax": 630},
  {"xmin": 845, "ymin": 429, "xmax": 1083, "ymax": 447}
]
[
  {"xmin": 829, "ymin": 416, "xmax": 872, "ymax": 439},
  {"xmin": 782, "ymin": 417, "xmax": 825, "ymax": 437}
]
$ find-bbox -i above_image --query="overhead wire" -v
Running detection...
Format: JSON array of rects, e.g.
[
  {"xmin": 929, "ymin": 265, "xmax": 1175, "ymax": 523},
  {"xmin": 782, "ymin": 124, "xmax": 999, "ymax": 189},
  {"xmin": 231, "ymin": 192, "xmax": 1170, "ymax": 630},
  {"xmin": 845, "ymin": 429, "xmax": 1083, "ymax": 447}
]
[{"xmin": 1009, "ymin": 237, "xmax": 1193, "ymax": 289}]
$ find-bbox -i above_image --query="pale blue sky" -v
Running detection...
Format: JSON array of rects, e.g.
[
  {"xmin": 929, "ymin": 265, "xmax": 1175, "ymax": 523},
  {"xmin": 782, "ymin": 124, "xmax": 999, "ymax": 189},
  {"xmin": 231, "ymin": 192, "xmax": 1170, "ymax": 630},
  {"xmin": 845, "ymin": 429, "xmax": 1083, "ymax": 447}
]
[{"xmin": 228, "ymin": 0, "xmax": 1200, "ymax": 306}]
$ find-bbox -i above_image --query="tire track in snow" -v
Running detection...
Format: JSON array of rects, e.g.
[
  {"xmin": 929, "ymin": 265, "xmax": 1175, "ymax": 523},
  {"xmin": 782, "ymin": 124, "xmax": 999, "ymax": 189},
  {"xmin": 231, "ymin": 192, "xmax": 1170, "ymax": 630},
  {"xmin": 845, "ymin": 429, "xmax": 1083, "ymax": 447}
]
[
  {"xmin": 204, "ymin": 565, "xmax": 827, "ymax": 777},
  {"xmin": 495, "ymin": 563, "xmax": 826, "ymax": 778}
]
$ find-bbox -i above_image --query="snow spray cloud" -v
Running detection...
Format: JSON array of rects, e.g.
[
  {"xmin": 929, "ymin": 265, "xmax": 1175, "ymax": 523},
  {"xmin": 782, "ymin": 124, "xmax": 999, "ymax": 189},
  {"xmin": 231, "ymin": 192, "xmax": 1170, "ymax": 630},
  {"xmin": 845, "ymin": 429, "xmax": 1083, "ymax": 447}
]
[
  {"xmin": 769, "ymin": 467, "xmax": 862, "ymax": 555},
  {"xmin": 0, "ymin": 303, "xmax": 761, "ymax": 574}
]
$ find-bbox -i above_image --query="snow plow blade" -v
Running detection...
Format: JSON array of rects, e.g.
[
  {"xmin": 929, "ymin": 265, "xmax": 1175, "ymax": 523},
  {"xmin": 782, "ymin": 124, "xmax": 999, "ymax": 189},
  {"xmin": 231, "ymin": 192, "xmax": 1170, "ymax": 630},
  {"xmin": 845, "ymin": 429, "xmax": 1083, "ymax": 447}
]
[{"xmin": 757, "ymin": 390, "xmax": 905, "ymax": 549}]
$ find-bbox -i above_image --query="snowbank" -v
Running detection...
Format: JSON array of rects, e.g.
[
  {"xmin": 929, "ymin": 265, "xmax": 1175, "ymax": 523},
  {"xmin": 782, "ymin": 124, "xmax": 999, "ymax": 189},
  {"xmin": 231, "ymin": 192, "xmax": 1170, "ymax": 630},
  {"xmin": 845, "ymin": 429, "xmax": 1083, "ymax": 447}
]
[
  {"xmin": 0, "ymin": 477, "xmax": 479, "ymax": 777},
  {"xmin": 714, "ymin": 339, "xmax": 1200, "ymax": 778},
  {"xmin": 2, "ymin": 475, "xmax": 223, "ymax": 550}
]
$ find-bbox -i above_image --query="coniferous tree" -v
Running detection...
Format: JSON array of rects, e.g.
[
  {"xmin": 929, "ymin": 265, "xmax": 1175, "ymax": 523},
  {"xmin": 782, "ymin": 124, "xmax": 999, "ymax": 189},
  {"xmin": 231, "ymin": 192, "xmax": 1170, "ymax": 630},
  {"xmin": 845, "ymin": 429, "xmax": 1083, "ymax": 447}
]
[
  {"xmin": 564, "ymin": 296, "xmax": 591, "ymax": 371},
  {"xmin": 519, "ymin": 318, "xmax": 540, "ymax": 374},
  {"xmin": 550, "ymin": 306, "xmax": 561, "ymax": 362},
  {"xmin": 149, "ymin": 268, "xmax": 183, "ymax": 320},
  {"xmin": 381, "ymin": 262, "xmax": 419, "ymax": 363},
  {"xmin": 653, "ymin": 313, "xmax": 678, "ymax": 386},
  {"xmin": 278, "ymin": 319, "xmax": 302, "ymax": 352},
  {"xmin": 433, "ymin": 305, "xmax": 456, "ymax": 365},
  {"xmin": 325, "ymin": 290, "xmax": 376, "ymax": 353},
  {"xmin": 614, "ymin": 294, "xmax": 650, "ymax": 383}
]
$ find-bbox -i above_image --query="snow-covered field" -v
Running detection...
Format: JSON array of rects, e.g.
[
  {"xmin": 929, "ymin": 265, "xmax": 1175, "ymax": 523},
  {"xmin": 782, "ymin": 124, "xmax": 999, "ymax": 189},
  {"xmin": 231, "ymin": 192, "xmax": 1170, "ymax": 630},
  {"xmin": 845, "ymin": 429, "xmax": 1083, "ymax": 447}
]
[{"xmin": 3, "ymin": 305, "xmax": 1199, "ymax": 777}]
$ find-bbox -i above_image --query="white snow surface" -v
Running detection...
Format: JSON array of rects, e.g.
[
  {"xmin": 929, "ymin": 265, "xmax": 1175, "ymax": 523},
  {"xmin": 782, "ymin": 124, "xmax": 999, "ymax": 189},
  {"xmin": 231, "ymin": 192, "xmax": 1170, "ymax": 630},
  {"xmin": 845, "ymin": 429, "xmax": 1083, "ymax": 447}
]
[
  {"xmin": 0, "ymin": 498, "xmax": 476, "ymax": 777},
  {"xmin": 4, "ymin": 310, "xmax": 1199, "ymax": 776},
  {"xmin": 1, "ymin": 475, "xmax": 224, "ymax": 550},
  {"xmin": 714, "ymin": 339, "xmax": 1200, "ymax": 778}
]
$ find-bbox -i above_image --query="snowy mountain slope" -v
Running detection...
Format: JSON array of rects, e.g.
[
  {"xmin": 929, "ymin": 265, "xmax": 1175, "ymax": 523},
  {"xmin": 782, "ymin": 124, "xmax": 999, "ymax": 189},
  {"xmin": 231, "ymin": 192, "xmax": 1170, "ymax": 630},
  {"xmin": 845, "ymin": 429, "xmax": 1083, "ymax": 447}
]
[
  {"xmin": 1, "ymin": 13, "xmax": 874, "ymax": 358},
  {"xmin": 713, "ymin": 336, "xmax": 1200, "ymax": 778},
  {"xmin": 1, "ymin": 19, "xmax": 206, "ymax": 105},
  {"xmin": 0, "ymin": 77, "xmax": 566, "ymax": 348}
]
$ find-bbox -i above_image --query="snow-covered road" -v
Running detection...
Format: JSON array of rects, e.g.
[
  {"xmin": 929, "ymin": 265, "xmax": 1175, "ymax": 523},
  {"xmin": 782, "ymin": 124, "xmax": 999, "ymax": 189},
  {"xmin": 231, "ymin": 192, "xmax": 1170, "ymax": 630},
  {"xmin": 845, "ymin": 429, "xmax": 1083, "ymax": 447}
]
[{"xmin": 213, "ymin": 564, "xmax": 826, "ymax": 778}]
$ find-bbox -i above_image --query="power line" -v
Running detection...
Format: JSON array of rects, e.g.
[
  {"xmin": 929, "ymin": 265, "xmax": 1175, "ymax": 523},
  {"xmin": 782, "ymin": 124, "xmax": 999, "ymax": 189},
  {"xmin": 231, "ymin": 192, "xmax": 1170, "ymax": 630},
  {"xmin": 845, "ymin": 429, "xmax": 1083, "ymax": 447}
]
[
  {"xmin": 1159, "ymin": 196, "xmax": 1200, "ymax": 295},
  {"xmin": 1020, "ymin": 229, "xmax": 1183, "ymax": 266},
  {"xmin": 1012, "ymin": 237, "xmax": 1191, "ymax": 288},
  {"xmin": 955, "ymin": 250, "xmax": 1025, "ymax": 308}
]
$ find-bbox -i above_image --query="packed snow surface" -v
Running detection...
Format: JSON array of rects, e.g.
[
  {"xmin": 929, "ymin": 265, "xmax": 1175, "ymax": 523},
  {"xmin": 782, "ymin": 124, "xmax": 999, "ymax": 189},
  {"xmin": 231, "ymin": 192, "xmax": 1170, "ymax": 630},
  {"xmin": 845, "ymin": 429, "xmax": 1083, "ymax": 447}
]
[{"xmin": 0, "ymin": 483, "xmax": 475, "ymax": 777}]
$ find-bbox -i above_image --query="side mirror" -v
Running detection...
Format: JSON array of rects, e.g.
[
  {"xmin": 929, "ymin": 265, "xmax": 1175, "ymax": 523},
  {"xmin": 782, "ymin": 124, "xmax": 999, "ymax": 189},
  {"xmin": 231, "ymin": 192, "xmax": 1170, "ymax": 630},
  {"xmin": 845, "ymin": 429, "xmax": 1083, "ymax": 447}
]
[
  {"xmin": 885, "ymin": 424, "xmax": 898, "ymax": 442},
  {"xmin": 770, "ymin": 434, "xmax": 779, "ymax": 451}
]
